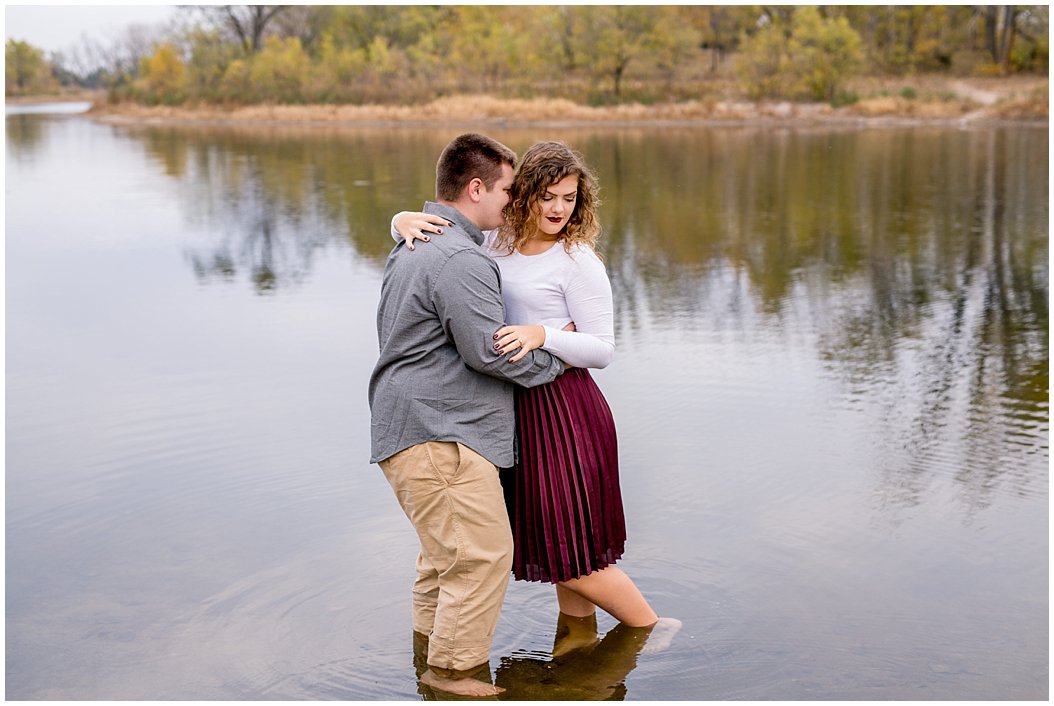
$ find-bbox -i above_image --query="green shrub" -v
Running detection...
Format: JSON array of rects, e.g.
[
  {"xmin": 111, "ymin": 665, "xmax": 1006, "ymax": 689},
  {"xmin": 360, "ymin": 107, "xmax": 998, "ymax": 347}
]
[
  {"xmin": 735, "ymin": 22, "xmax": 789, "ymax": 99},
  {"xmin": 831, "ymin": 90, "xmax": 859, "ymax": 107}
]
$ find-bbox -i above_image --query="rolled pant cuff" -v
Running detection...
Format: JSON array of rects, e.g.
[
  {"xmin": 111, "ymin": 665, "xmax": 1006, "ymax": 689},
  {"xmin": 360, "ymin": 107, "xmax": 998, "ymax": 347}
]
[
  {"xmin": 427, "ymin": 635, "xmax": 492, "ymax": 673},
  {"xmin": 427, "ymin": 662, "xmax": 491, "ymax": 680}
]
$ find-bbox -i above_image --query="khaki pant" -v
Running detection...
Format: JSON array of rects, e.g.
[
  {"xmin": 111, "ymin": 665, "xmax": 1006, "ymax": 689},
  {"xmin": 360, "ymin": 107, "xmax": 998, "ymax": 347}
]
[{"xmin": 379, "ymin": 441, "xmax": 513, "ymax": 672}]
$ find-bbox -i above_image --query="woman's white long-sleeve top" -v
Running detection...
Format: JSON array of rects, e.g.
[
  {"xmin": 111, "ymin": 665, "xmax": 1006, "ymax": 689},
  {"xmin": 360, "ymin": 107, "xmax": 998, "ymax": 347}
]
[
  {"xmin": 391, "ymin": 216, "xmax": 615, "ymax": 369},
  {"xmin": 483, "ymin": 231, "xmax": 615, "ymax": 370}
]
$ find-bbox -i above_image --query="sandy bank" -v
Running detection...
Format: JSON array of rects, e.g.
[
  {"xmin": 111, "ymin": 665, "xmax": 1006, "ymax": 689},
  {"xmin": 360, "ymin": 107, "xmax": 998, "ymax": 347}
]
[
  {"xmin": 88, "ymin": 95, "xmax": 1047, "ymax": 130},
  {"xmin": 6, "ymin": 91, "xmax": 104, "ymax": 105},
  {"xmin": 24, "ymin": 77, "xmax": 1035, "ymax": 129}
]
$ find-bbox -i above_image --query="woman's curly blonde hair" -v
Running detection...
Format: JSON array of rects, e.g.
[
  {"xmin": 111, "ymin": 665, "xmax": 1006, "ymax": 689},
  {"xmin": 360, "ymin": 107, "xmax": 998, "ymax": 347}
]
[{"xmin": 494, "ymin": 141, "xmax": 601, "ymax": 255}]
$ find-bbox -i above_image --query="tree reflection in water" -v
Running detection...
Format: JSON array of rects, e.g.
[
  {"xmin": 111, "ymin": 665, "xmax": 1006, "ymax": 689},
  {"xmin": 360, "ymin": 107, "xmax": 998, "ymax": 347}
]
[
  {"xmin": 586, "ymin": 127, "xmax": 1047, "ymax": 518},
  {"xmin": 6, "ymin": 114, "xmax": 47, "ymax": 163},
  {"xmin": 127, "ymin": 124, "xmax": 1046, "ymax": 511},
  {"xmin": 134, "ymin": 125, "xmax": 442, "ymax": 293}
]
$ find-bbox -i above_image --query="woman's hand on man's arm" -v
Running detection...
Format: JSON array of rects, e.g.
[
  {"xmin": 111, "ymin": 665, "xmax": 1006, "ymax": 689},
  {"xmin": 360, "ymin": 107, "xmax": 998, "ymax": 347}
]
[{"xmin": 493, "ymin": 321, "xmax": 575, "ymax": 364}]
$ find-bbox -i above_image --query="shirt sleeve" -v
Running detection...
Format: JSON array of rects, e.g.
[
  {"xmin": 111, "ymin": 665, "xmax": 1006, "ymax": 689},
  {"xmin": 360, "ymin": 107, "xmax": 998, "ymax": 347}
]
[
  {"xmin": 541, "ymin": 249, "xmax": 615, "ymax": 369},
  {"xmin": 390, "ymin": 213, "xmax": 406, "ymax": 243},
  {"xmin": 432, "ymin": 250, "xmax": 564, "ymax": 387}
]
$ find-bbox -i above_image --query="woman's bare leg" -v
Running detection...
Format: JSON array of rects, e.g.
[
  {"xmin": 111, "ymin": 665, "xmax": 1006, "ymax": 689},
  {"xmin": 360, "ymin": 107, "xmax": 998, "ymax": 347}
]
[
  {"xmin": 551, "ymin": 610, "xmax": 600, "ymax": 657},
  {"xmin": 557, "ymin": 566, "xmax": 658, "ymax": 627},
  {"xmin": 556, "ymin": 584, "xmax": 596, "ymax": 617},
  {"xmin": 552, "ymin": 585, "xmax": 601, "ymax": 656}
]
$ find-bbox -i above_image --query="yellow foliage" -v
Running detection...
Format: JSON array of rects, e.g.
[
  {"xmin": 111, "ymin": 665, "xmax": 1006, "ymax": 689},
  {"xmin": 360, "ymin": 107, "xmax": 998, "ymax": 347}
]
[
  {"xmin": 6, "ymin": 39, "xmax": 57, "ymax": 96},
  {"xmin": 138, "ymin": 44, "xmax": 187, "ymax": 104},
  {"xmin": 789, "ymin": 7, "xmax": 864, "ymax": 101},
  {"xmin": 737, "ymin": 8, "xmax": 864, "ymax": 102},
  {"xmin": 310, "ymin": 36, "xmax": 368, "ymax": 101},
  {"xmin": 735, "ymin": 24, "xmax": 789, "ymax": 99},
  {"xmin": 106, "ymin": 6, "xmax": 1047, "ymax": 108},
  {"xmin": 250, "ymin": 36, "xmax": 311, "ymax": 103},
  {"xmin": 219, "ymin": 59, "xmax": 252, "ymax": 102},
  {"xmin": 975, "ymin": 62, "xmax": 1009, "ymax": 77}
]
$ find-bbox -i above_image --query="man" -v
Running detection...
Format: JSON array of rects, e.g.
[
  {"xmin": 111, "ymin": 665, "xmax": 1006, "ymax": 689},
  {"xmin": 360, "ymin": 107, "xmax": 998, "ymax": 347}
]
[{"xmin": 369, "ymin": 133, "xmax": 564, "ymax": 697}]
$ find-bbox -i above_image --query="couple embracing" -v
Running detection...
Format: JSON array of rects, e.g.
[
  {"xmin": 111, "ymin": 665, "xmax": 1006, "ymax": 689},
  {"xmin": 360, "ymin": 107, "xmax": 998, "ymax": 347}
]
[{"xmin": 369, "ymin": 133, "xmax": 679, "ymax": 697}]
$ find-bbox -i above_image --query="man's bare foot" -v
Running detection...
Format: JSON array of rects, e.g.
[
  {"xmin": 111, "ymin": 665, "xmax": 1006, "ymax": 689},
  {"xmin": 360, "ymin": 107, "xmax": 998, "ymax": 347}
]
[
  {"xmin": 641, "ymin": 617, "xmax": 682, "ymax": 654},
  {"xmin": 420, "ymin": 668, "xmax": 505, "ymax": 697}
]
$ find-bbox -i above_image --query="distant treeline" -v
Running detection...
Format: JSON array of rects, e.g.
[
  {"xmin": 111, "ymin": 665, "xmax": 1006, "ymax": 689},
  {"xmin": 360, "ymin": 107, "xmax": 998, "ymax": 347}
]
[{"xmin": 6, "ymin": 6, "xmax": 1049, "ymax": 105}]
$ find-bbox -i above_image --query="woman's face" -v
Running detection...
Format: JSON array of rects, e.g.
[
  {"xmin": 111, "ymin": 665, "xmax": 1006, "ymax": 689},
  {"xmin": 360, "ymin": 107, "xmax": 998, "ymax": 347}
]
[{"xmin": 531, "ymin": 174, "xmax": 579, "ymax": 238}]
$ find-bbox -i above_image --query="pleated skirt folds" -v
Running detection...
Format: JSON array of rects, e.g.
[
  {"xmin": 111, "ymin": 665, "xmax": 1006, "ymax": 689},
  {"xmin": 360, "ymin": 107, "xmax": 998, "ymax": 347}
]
[{"xmin": 501, "ymin": 367, "xmax": 626, "ymax": 584}]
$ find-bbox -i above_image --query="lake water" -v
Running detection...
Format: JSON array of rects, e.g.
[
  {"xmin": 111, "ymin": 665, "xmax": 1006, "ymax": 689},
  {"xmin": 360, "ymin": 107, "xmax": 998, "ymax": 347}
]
[{"xmin": 6, "ymin": 106, "xmax": 1048, "ymax": 700}]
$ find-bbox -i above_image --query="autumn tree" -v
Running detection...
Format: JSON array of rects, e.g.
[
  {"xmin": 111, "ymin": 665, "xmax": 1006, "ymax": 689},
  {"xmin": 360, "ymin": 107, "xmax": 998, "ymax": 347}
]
[
  {"xmin": 272, "ymin": 5, "xmax": 332, "ymax": 53},
  {"xmin": 195, "ymin": 5, "xmax": 289, "ymax": 55},
  {"xmin": 982, "ymin": 6, "xmax": 1020, "ymax": 72},
  {"xmin": 545, "ymin": 6, "xmax": 581, "ymax": 71},
  {"xmin": 320, "ymin": 4, "xmax": 442, "ymax": 65},
  {"xmin": 51, "ymin": 4, "xmax": 1050, "ymax": 106},
  {"xmin": 575, "ymin": 6, "xmax": 700, "ymax": 99},
  {"xmin": 183, "ymin": 28, "xmax": 241, "ymax": 102},
  {"xmin": 1009, "ymin": 5, "xmax": 1048, "ymax": 72},
  {"xmin": 5, "ymin": 40, "xmax": 57, "ymax": 95},
  {"xmin": 735, "ymin": 17, "xmax": 790, "ymax": 98},
  {"xmin": 845, "ymin": 6, "xmax": 960, "ymax": 73},
  {"xmin": 137, "ymin": 43, "xmax": 187, "ymax": 104},
  {"xmin": 737, "ymin": 7, "xmax": 863, "ymax": 101},
  {"xmin": 680, "ymin": 6, "xmax": 761, "ymax": 71},
  {"xmin": 437, "ymin": 6, "xmax": 543, "ymax": 92},
  {"xmin": 788, "ymin": 7, "xmax": 863, "ymax": 101}
]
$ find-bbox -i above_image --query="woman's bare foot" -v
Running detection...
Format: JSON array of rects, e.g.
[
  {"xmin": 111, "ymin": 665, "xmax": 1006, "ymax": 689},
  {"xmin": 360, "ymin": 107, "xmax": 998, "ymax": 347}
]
[
  {"xmin": 420, "ymin": 668, "xmax": 505, "ymax": 697},
  {"xmin": 552, "ymin": 612, "xmax": 600, "ymax": 658},
  {"xmin": 641, "ymin": 617, "xmax": 682, "ymax": 654}
]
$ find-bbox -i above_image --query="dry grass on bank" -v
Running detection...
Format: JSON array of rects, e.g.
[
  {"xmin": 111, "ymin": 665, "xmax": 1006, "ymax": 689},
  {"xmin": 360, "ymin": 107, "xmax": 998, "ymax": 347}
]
[
  {"xmin": 85, "ymin": 76, "xmax": 1048, "ymax": 126},
  {"xmin": 843, "ymin": 97, "xmax": 977, "ymax": 118},
  {"xmin": 92, "ymin": 95, "xmax": 734, "ymax": 125},
  {"xmin": 6, "ymin": 91, "xmax": 103, "ymax": 104},
  {"xmin": 985, "ymin": 85, "xmax": 1050, "ymax": 120}
]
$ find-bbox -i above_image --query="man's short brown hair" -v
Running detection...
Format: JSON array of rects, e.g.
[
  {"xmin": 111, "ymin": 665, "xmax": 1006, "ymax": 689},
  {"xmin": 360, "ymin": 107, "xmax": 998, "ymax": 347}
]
[{"xmin": 436, "ymin": 133, "xmax": 517, "ymax": 202}]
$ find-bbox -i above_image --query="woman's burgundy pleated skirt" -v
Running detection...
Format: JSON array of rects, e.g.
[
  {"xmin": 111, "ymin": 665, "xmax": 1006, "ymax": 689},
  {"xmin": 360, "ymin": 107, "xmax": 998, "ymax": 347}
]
[{"xmin": 501, "ymin": 367, "xmax": 626, "ymax": 584}]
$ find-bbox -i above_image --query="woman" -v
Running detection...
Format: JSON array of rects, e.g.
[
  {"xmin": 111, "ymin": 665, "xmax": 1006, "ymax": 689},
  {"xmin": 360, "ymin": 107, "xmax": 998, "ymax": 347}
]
[{"xmin": 394, "ymin": 141, "xmax": 679, "ymax": 651}]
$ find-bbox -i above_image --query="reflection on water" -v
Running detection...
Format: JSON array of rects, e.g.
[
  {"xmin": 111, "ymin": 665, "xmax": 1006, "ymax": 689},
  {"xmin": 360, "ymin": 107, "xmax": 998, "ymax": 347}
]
[
  {"xmin": 137, "ymin": 121, "xmax": 1048, "ymax": 491},
  {"xmin": 6, "ymin": 113, "xmax": 47, "ymax": 162},
  {"xmin": 587, "ymin": 128, "xmax": 1049, "ymax": 520},
  {"xmin": 136, "ymin": 126, "xmax": 442, "ymax": 292},
  {"xmin": 410, "ymin": 614, "xmax": 657, "ymax": 701},
  {"xmin": 495, "ymin": 615, "xmax": 656, "ymax": 701},
  {"xmin": 4, "ymin": 101, "xmax": 92, "ymax": 115},
  {"xmin": 5, "ymin": 115, "xmax": 1047, "ymax": 700}
]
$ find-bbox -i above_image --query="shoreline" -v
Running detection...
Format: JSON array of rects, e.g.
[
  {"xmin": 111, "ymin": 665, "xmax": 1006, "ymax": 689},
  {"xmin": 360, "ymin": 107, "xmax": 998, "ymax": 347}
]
[
  {"xmin": 88, "ymin": 100, "xmax": 1048, "ymax": 130},
  {"xmin": 89, "ymin": 114, "xmax": 1047, "ymax": 130},
  {"xmin": 10, "ymin": 87, "xmax": 1047, "ymax": 129}
]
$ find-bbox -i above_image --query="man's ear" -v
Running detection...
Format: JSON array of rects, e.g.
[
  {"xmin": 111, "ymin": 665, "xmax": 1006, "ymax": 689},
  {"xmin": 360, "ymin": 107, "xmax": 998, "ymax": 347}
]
[{"xmin": 466, "ymin": 177, "xmax": 485, "ymax": 204}]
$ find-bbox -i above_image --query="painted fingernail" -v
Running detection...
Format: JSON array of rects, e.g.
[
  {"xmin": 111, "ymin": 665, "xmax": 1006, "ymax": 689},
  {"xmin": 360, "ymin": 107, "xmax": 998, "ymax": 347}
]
[
  {"xmin": 493, "ymin": 334, "xmax": 499, "ymax": 339},
  {"xmin": 493, "ymin": 343, "xmax": 501, "ymax": 349}
]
